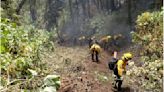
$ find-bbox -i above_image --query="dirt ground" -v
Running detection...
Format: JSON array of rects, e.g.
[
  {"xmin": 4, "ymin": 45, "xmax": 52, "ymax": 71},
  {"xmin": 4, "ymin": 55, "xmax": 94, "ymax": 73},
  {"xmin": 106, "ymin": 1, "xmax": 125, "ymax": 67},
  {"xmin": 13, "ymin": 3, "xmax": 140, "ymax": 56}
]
[{"xmin": 43, "ymin": 45, "xmax": 139, "ymax": 92}]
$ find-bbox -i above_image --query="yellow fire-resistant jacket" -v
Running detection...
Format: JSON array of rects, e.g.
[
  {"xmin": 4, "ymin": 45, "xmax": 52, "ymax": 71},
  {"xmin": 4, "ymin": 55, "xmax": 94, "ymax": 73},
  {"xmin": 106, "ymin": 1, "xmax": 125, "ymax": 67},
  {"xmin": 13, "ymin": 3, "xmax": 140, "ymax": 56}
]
[
  {"xmin": 116, "ymin": 60, "xmax": 127, "ymax": 76},
  {"xmin": 100, "ymin": 36, "xmax": 111, "ymax": 43},
  {"xmin": 90, "ymin": 44, "xmax": 101, "ymax": 53}
]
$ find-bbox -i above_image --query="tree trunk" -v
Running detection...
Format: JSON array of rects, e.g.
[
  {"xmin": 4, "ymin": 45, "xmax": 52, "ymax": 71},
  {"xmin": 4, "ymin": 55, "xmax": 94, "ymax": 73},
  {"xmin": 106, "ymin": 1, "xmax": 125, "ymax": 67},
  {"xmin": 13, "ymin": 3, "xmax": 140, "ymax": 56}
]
[
  {"xmin": 29, "ymin": 0, "xmax": 37, "ymax": 23},
  {"xmin": 99, "ymin": 0, "xmax": 103, "ymax": 10},
  {"xmin": 110, "ymin": 0, "xmax": 115, "ymax": 12},
  {"xmin": 87, "ymin": 0, "xmax": 91, "ymax": 18},
  {"xmin": 16, "ymin": 0, "xmax": 27, "ymax": 14},
  {"xmin": 94, "ymin": 0, "xmax": 99, "ymax": 10},
  {"xmin": 127, "ymin": 0, "xmax": 132, "ymax": 29},
  {"xmin": 56, "ymin": 24, "xmax": 65, "ymax": 44},
  {"xmin": 81, "ymin": 0, "xmax": 87, "ymax": 17},
  {"xmin": 69, "ymin": 0, "xmax": 73, "ymax": 21},
  {"xmin": 106, "ymin": 0, "xmax": 109, "ymax": 11},
  {"xmin": 75, "ymin": 0, "xmax": 79, "ymax": 11},
  {"xmin": 155, "ymin": 0, "xmax": 163, "ymax": 10}
]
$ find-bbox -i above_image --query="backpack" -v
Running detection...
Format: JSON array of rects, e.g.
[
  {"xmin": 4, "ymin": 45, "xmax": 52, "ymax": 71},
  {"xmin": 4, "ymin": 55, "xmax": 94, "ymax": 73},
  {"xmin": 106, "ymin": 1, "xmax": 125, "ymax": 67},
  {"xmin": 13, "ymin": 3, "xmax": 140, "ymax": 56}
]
[{"xmin": 108, "ymin": 58, "xmax": 118, "ymax": 70}]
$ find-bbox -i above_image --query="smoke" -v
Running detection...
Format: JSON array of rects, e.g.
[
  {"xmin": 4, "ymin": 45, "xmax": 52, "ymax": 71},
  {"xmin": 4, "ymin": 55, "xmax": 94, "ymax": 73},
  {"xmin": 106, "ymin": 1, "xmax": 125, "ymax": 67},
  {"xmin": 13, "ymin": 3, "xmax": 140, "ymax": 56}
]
[
  {"xmin": 24, "ymin": 0, "xmax": 158, "ymax": 48},
  {"xmin": 58, "ymin": 0, "xmax": 132, "ymax": 48},
  {"xmin": 58, "ymin": 0, "xmax": 157, "ymax": 47}
]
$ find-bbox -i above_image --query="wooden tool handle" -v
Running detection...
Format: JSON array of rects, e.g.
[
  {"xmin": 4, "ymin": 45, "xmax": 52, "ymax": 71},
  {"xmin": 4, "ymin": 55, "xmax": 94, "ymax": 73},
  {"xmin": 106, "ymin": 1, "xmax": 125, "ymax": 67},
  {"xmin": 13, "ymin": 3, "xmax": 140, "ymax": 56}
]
[{"xmin": 113, "ymin": 51, "xmax": 117, "ymax": 58}]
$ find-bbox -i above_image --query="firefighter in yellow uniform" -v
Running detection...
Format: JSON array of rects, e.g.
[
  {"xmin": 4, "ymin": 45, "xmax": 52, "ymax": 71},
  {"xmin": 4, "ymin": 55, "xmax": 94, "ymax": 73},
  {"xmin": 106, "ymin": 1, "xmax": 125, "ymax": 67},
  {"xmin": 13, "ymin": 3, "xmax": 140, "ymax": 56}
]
[
  {"xmin": 78, "ymin": 36, "xmax": 86, "ymax": 45},
  {"xmin": 100, "ymin": 35, "xmax": 111, "ymax": 50},
  {"xmin": 90, "ymin": 42, "xmax": 101, "ymax": 62},
  {"xmin": 109, "ymin": 34, "xmax": 124, "ymax": 53},
  {"xmin": 113, "ymin": 53, "xmax": 132, "ymax": 91}
]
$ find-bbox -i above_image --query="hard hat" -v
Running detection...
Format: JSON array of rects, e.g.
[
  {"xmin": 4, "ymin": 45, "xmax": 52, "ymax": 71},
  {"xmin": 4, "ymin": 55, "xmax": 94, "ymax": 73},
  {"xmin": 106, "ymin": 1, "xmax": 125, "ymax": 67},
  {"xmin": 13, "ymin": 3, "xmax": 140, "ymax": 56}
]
[
  {"xmin": 122, "ymin": 53, "xmax": 132, "ymax": 60},
  {"xmin": 91, "ymin": 36, "xmax": 95, "ymax": 39},
  {"xmin": 107, "ymin": 35, "xmax": 111, "ymax": 39},
  {"xmin": 118, "ymin": 34, "xmax": 122, "ymax": 37}
]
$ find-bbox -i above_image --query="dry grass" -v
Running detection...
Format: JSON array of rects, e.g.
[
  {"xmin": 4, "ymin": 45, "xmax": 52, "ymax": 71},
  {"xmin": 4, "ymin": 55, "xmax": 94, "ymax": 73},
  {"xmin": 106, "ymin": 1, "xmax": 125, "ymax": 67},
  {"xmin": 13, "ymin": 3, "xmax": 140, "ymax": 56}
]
[
  {"xmin": 4, "ymin": 44, "xmax": 140, "ymax": 92},
  {"xmin": 42, "ymin": 46, "xmax": 89, "ymax": 76}
]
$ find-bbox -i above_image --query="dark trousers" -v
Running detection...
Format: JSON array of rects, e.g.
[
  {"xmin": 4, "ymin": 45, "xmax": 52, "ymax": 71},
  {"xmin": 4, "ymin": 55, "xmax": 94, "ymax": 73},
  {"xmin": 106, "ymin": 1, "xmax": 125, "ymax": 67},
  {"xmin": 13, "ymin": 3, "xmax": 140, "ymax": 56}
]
[
  {"xmin": 115, "ymin": 75, "xmax": 122, "ymax": 91},
  {"xmin": 113, "ymin": 67, "xmax": 122, "ymax": 91},
  {"xmin": 103, "ymin": 42, "xmax": 108, "ymax": 50},
  {"xmin": 91, "ymin": 51, "xmax": 99, "ymax": 62}
]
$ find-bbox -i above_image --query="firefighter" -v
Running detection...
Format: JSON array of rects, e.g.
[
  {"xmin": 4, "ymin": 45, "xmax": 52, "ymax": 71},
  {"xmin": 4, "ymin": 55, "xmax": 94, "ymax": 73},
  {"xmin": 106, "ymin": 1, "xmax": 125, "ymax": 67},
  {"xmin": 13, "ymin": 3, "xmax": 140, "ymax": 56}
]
[
  {"xmin": 88, "ymin": 36, "xmax": 95, "ymax": 48},
  {"xmin": 109, "ymin": 34, "xmax": 124, "ymax": 54},
  {"xmin": 112, "ymin": 34, "xmax": 124, "ymax": 47},
  {"xmin": 113, "ymin": 52, "xmax": 132, "ymax": 91},
  {"xmin": 90, "ymin": 41, "xmax": 101, "ymax": 62},
  {"xmin": 78, "ymin": 36, "xmax": 86, "ymax": 45},
  {"xmin": 100, "ymin": 35, "xmax": 111, "ymax": 50}
]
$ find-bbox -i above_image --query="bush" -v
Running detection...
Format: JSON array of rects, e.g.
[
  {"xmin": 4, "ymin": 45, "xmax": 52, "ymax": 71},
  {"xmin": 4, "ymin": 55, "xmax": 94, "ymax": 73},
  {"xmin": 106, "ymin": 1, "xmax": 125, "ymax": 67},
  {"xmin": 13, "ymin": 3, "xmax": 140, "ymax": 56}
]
[
  {"xmin": 127, "ymin": 9, "xmax": 163, "ymax": 92},
  {"xmin": 0, "ymin": 18, "xmax": 52, "ymax": 87}
]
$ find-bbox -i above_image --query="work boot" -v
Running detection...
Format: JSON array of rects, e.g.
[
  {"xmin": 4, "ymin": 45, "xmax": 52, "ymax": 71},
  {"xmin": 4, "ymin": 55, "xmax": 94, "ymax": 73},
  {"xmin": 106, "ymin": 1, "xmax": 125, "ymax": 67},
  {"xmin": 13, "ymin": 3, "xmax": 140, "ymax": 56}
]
[
  {"xmin": 112, "ymin": 80, "xmax": 118, "ymax": 89},
  {"xmin": 117, "ymin": 80, "xmax": 122, "ymax": 91},
  {"xmin": 118, "ymin": 87, "xmax": 122, "ymax": 91},
  {"xmin": 114, "ymin": 83, "xmax": 117, "ymax": 89}
]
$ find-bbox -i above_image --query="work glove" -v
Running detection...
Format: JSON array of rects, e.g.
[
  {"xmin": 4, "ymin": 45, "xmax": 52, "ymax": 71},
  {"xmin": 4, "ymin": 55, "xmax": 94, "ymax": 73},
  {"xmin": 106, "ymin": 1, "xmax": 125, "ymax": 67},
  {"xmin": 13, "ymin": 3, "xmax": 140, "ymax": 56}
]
[
  {"xmin": 115, "ymin": 76, "xmax": 123, "ymax": 81},
  {"xmin": 120, "ymin": 76, "xmax": 123, "ymax": 80}
]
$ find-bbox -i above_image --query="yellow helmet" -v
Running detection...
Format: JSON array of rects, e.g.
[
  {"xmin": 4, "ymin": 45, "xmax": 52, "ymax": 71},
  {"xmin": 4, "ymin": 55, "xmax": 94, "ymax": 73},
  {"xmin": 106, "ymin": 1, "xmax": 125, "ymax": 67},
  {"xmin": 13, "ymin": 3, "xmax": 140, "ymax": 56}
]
[
  {"xmin": 122, "ymin": 53, "xmax": 132, "ymax": 60},
  {"xmin": 91, "ymin": 36, "xmax": 95, "ymax": 40},
  {"xmin": 107, "ymin": 35, "xmax": 111, "ymax": 39}
]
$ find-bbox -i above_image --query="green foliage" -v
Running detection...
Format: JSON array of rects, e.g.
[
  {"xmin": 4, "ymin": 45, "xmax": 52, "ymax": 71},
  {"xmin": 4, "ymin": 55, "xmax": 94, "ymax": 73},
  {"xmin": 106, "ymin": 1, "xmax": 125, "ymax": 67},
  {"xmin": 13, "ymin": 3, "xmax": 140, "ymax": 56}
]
[
  {"xmin": 0, "ymin": 77, "xmax": 7, "ymax": 88},
  {"xmin": 90, "ymin": 15, "xmax": 105, "ymax": 31},
  {"xmin": 1, "ymin": 0, "xmax": 20, "ymax": 23},
  {"xmin": 81, "ymin": 14, "xmax": 106, "ymax": 38},
  {"xmin": 41, "ymin": 75, "xmax": 61, "ymax": 92},
  {"xmin": 0, "ymin": 17, "xmax": 52, "ymax": 88},
  {"xmin": 95, "ymin": 71, "xmax": 109, "ymax": 83},
  {"xmin": 128, "ymin": 10, "xmax": 163, "ymax": 91}
]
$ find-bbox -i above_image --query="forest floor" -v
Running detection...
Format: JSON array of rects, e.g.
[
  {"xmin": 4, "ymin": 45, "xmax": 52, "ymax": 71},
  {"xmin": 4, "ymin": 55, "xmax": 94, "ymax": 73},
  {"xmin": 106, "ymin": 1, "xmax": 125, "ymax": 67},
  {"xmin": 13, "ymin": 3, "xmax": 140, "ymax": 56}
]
[{"xmin": 43, "ymin": 44, "xmax": 141, "ymax": 92}]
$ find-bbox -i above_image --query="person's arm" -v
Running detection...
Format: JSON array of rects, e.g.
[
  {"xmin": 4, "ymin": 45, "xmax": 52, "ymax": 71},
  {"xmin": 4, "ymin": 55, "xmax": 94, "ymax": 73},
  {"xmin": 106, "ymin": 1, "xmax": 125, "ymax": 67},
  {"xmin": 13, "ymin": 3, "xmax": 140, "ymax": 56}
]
[{"xmin": 113, "ymin": 51, "xmax": 117, "ymax": 58}]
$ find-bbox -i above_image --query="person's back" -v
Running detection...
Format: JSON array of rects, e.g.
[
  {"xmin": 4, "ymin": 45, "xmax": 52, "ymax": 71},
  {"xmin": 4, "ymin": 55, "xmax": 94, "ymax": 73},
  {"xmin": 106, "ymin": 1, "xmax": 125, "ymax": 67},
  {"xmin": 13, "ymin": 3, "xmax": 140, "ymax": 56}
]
[
  {"xmin": 90, "ymin": 43, "xmax": 101, "ymax": 53},
  {"xmin": 114, "ymin": 60, "xmax": 126, "ymax": 77},
  {"xmin": 99, "ymin": 35, "xmax": 111, "ymax": 50},
  {"xmin": 90, "ymin": 43, "xmax": 101, "ymax": 62}
]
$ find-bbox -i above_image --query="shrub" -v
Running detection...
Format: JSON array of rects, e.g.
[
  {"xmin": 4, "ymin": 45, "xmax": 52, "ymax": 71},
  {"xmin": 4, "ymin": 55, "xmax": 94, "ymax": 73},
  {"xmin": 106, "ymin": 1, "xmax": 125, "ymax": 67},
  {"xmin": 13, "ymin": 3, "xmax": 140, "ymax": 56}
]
[
  {"xmin": 0, "ymin": 18, "xmax": 52, "ymax": 87},
  {"xmin": 127, "ymin": 9, "xmax": 163, "ymax": 92}
]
